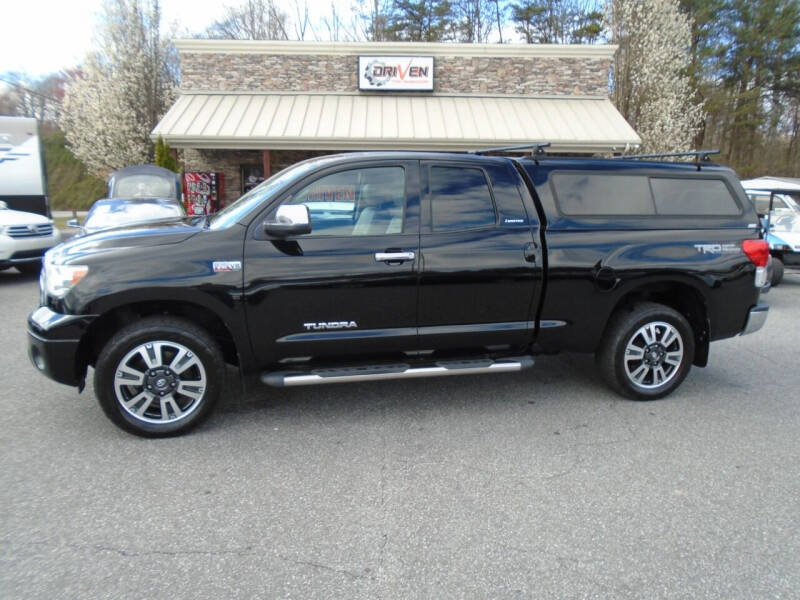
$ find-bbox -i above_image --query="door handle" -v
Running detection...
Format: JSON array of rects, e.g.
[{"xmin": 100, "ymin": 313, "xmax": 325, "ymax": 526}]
[{"xmin": 375, "ymin": 251, "xmax": 415, "ymax": 263}]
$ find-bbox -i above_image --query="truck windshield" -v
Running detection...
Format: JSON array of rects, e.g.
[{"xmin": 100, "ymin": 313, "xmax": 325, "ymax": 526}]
[{"xmin": 207, "ymin": 160, "xmax": 324, "ymax": 230}]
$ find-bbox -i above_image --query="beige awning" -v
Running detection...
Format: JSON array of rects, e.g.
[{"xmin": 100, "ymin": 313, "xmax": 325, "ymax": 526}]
[{"xmin": 153, "ymin": 92, "xmax": 640, "ymax": 152}]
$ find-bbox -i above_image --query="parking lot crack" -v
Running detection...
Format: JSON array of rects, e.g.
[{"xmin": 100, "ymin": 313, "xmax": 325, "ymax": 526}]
[
  {"xmin": 21, "ymin": 540, "xmax": 374, "ymax": 580},
  {"xmin": 64, "ymin": 542, "xmax": 261, "ymax": 559},
  {"xmin": 278, "ymin": 554, "xmax": 374, "ymax": 580}
]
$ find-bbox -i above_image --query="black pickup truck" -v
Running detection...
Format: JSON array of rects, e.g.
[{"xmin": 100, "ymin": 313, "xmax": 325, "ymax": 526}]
[{"xmin": 28, "ymin": 151, "xmax": 770, "ymax": 436}]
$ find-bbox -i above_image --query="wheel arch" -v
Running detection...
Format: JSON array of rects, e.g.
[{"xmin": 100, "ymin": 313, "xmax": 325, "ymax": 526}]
[
  {"xmin": 603, "ymin": 280, "xmax": 710, "ymax": 367},
  {"xmin": 77, "ymin": 299, "xmax": 245, "ymax": 375}
]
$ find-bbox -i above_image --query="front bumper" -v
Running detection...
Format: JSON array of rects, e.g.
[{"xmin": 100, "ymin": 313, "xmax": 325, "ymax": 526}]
[
  {"xmin": 27, "ymin": 306, "xmax": 96, "ymax": 387},
  {"xmin": 0, "ymin": 249, "xmax": 46, "ymax": 268},
  {"xmin": 0, "ymin": 231, "xmax": 62, "ymax": 266},
  {"xmin": 740, "ymin": 303, "xmax": 769, "ymax": 336}
]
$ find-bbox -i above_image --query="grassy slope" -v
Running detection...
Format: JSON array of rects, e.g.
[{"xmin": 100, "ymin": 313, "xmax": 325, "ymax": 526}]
[{"xmin": 43, "ymin": 129, "xmax": 106, "ymax": 210}]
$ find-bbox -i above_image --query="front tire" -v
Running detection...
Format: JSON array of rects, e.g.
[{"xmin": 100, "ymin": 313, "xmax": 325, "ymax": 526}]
[
  {"xmin": 94, "ymin": 316, "xmax": 224, "ymax": 437},
  {"xmin": 598, "ymin": 302, "xmax": 694, "ymax": 400}
]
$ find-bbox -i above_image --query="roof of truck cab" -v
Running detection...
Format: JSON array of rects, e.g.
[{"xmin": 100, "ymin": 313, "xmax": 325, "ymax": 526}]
[
  {"xmin": 285, "ymin": 152, "xmax": 740, "ymax": 176},
  {"xmin": 305, "ymin": 151, "xmax": 513, "ymax": 162}
]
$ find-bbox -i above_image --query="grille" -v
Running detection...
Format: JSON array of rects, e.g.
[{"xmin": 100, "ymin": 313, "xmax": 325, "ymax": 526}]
[{"xmin": 5, "ymin": 223, "xmax": 54, "ymax": 238}]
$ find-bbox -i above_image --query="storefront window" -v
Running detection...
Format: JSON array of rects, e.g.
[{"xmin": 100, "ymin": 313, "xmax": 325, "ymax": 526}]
[{"xmin": 241, "ymin": 165, "xmax": 265, "ymax": 194}]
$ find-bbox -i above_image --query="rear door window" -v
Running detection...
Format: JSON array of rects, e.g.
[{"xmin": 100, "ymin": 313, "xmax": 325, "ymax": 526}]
[
  {"xmin": 651, "ymin": 178, "xmax": 740, "ymax": 215},
  {"xmin": 430, "ymin": 166, "xmax": 496, "ymax": 231}
]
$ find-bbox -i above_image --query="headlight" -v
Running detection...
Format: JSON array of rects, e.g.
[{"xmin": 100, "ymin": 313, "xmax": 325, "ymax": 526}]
[{"xmin": 42, "ymin": 260, "xmax": 88, "ymax": 298}]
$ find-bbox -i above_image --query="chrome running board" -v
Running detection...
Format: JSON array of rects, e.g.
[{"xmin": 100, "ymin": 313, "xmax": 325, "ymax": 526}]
[{"xmin": 261, "ymin": 356, "xmax": 534, "ymax": 388}]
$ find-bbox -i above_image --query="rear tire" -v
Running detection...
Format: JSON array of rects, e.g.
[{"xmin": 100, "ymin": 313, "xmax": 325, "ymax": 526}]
[
  {"xmin": 94, "ymin": 316, "xmax": 224, "ymax": 437},
  {"xmin": 597, "ymin": 302, "xmax": 694, "ymax": 400},
  {"xmin": 770, "ymin": 257, "xmax": 784, "ymax": 286}
]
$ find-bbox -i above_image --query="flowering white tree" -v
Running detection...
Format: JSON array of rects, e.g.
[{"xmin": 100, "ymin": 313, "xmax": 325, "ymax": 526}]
[
  {"xmin": 60, "ymin": 0, "xmax": 177, "ymax": 174},
  {"xmin": 606, "ymin": 0, "xmax": 704, "ymax": 154}
]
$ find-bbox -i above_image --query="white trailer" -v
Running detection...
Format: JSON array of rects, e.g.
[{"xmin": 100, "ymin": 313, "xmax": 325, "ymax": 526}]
[{"xmin": 0, "ymin": 116, "xmax": 49, "ymax": 216}]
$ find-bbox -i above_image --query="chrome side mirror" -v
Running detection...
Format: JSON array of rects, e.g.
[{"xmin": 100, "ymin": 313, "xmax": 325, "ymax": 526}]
[
  {"xmin": 67, "ymin": 218, "xmax": 81, "ymax": 228},
  {"xmin": 263, "ymin": 204, "xmax": 312, "ymax": 237}
]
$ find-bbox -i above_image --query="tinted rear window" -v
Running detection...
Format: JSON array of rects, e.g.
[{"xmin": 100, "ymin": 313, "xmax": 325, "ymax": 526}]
[
  {"xmin": 552, "ymin": 173, "xmax": 654, "ymax": 215},
  {"xmin": 552, "ymin": 172, "xmax": 741, "ymax": 217},
  {"xmin": 113, "ymin": 174, "xmax": 175, "ymax": 199},
  {"xmin": 651, "ymin": 178, "xmax": 740, "ymax": 215}
]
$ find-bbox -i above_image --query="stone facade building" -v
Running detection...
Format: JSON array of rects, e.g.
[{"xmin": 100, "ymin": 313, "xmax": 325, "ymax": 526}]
[{"xmin": 154, "ymin": 40, "xmax": 639, "ymax": 206}]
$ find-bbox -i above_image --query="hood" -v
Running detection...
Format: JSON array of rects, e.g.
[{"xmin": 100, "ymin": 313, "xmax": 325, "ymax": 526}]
[
  {"xmin": 83, "ymin": 216, "xmax": 183, "ymax": 235},
  {"xmin": 0, "ymin": 208, "xmax": 51, "ymax": 226},
  {"xmin": 49, "ymin": 218, "xmax": 202, "ymax": 263}
]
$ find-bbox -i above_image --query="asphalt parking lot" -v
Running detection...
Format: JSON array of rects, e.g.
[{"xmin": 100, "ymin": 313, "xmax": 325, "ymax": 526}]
[{"xmin": 2, "ymin": 269, "xmax": 799, "ymax": 599}]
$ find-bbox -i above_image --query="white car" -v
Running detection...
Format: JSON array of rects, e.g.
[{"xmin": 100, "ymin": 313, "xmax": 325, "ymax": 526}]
[{"xmin": 0, "ymin": 201, "xmax": 62, "ymax": 275}]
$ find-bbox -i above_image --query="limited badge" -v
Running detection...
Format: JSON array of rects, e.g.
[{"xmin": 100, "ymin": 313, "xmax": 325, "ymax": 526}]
[{"xmin": 212, "ymin": 261, "xmax": 242, "ymax": 272}]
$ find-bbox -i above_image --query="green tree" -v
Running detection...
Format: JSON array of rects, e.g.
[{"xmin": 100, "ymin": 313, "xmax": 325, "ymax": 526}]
[
  {"xmin": 385, "ymin": 0, "xmax": 455, "ymax": 41},
  {"xmin": 42, "ymin": 127, "xmax": 107, "ymax": 210},
  {"xmin": 720, "ymin": 0, "xmax": 800, "ymax": 173},
  {"xmin": 511, "ymin": 0, "xmax": 602, "ymax": 44},
  {"xmin": 511, "ymin": 0, "xmax": 562, "ymax": 43},
  {"xmin": 678, "ymin": 0, "xmax": 800, "ymax": 176},
  {"xmin": 154, "ymin": 136, "xmax": 179, "ymax": 172}
]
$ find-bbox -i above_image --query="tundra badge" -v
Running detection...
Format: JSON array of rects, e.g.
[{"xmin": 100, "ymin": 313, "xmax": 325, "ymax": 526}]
[{"xmin": 303, "ymin": 321, "xmax": 358, "ymax": 331}]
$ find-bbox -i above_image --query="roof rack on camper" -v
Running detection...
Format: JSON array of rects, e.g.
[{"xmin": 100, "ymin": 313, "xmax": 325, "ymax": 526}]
[{"xmin": 614, "ymin": 149, "xmax": 720, "ymax": 163}]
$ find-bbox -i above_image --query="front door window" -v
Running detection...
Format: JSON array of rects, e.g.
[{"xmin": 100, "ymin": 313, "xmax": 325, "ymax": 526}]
[{"xmin": 285, "ymin": 166, "xmax": 406, "ymax": 236}]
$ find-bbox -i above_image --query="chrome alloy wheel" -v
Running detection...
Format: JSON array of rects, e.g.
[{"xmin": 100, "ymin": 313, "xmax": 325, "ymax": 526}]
[
  {"xmin": 113, "ymin": 341, "xmax": 207, "ymax": 424},
  {"xmin": 623, "ymin": 321, "xmax": 684, "ymax": 389}
]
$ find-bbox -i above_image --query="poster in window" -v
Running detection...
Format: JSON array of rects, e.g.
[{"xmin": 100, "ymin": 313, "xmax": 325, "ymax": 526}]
[{"xmin": 241, "ymin": 165, "xmax": 265, "ymax": 194}]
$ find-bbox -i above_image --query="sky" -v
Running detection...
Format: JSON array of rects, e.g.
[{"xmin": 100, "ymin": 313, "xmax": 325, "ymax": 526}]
[
  {"xmin": 0, "ymin": 0, "xmax": 358, "ymax": 78},
  {"xmin": 1, "ymin": 0, "xmax": 221, "ymax": 76},
  {"xmin": 0, "ymin": 0, "xmax": 528, "ymax": 82}
]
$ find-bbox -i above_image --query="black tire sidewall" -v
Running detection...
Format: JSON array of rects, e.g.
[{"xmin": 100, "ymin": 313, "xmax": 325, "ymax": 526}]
[
  {"xmin": 604, "ymin": 304, "xmax": 695, "ymax": 401},
  {"xmin": 94, "ymin": 317, "xmax": 224, "ymax": 437},
  {"xmin": 771, "ymin": 257, "xmax": 784, "ymax": 286}
]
